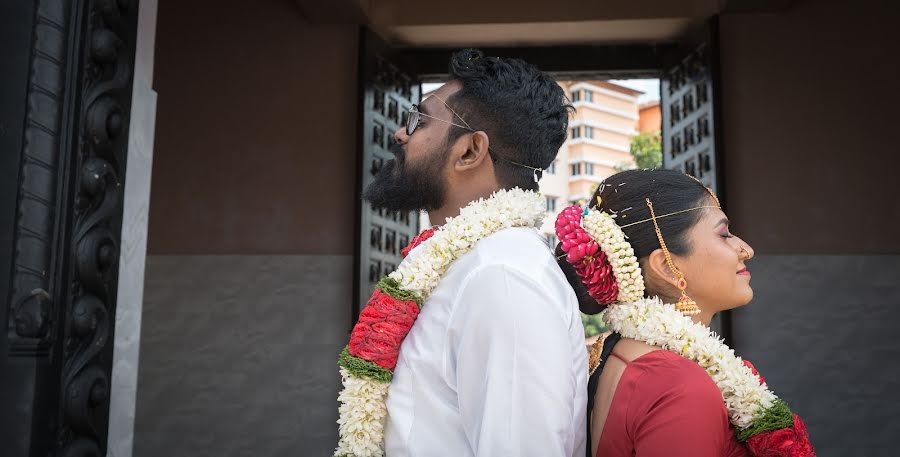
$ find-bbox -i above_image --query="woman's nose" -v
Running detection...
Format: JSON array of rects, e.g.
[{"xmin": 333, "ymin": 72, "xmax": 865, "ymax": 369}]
[{"xmin": 737, "ymin": 236, "xmax": 755, "ymax": 260}]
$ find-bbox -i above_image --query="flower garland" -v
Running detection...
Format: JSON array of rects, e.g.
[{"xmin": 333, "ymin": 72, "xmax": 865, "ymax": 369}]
[
  {"xmin": 581, "ymin": 209, "xmax": 644, "ymax": 303},
  {"xmin": 555, "ymin": 205, "xmax": 643, "ymax": 305},
  {"xmin": 334, "ymin": 188, "xmax": 546, "ymax": 457},
  {"xmin": 603, "ymin": 298, "xmax": 815, "ymax": 456}
]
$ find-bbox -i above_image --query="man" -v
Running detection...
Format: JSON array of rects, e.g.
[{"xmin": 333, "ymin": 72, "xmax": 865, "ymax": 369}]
[{"xmin": 363, "ymin": 49, "xmax": 586, "ymax": 456}]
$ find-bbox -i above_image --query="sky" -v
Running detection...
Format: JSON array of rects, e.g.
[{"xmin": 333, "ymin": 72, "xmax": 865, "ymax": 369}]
[
  {"xmin": 423, "ymin": 78, "xmax": 660, "ymax": 104},
  {"xmin": 608, "ymin": 79, "xmax": 660, "ymax": 104}
]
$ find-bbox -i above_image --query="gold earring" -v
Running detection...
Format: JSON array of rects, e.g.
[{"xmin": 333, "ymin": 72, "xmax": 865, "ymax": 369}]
[
  {"xmin": 673, "ymin": 275, "xmax": 701, "ymax": 316},
  {"xmin": 647, "ymin": 198, "xmax": 701, "ymax": 317}
]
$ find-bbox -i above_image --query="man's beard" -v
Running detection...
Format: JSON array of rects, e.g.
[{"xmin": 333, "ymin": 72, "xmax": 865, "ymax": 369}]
[{"xmin": 362, "ymin": 142, "xmax": 448, "ymax": 213}]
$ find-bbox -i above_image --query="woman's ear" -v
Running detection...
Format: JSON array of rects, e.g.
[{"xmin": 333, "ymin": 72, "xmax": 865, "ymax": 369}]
[
  {"xmin": 645, "ymin": 248, "xmax": 677, "ymax": 297},
  {"xmin": 455, "ymin": 131, "xmax": 491, "ymax": 170}
]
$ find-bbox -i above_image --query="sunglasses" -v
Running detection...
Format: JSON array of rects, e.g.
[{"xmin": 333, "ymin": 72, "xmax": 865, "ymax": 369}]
[
  {"xmin": 403, "ymin": 94, "xmax": 545, "ymax": 182},
  {"xmin": 406, "ymin": 103, "xmax": 476, "ymax": 137}
]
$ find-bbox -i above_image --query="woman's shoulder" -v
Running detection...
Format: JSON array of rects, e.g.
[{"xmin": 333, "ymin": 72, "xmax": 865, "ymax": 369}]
[
  {"xmin": 612, "ymin": 350, "xmax": 743, "ymax": 456},
  {"xmin": 626, "ymin": 350, "xmax": 725, "ymax": 407}
]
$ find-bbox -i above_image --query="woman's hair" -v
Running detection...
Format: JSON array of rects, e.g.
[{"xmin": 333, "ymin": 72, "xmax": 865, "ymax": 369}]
[{"xmin": 556, "ymin": 169, "xmax": 714, "ymax": 314}]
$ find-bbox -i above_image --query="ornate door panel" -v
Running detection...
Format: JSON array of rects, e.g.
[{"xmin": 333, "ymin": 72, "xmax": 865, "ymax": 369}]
[
  {"xmin": 354, "ymin": 31, "xmax": 422, "ymax": 318},
  {"xmin": 661, "ymin": 22, "xmax": 729, "ymax": 339},
  {"xmin": 661, "ymin": 42, "xmax": 720, "ymax": 194},
  {"xmin": 0, "ymin": 1, "xmax": 138, "ymax": 455}
]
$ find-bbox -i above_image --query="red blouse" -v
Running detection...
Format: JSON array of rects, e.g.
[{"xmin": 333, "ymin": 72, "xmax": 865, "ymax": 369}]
[{"xmin": 596, "ymin": 350, "xmax": 749, "ymax": 457}]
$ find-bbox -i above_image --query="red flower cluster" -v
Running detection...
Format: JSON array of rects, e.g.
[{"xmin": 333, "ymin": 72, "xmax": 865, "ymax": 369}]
[
  {"xmin": 746, "ymin": 414, "xmax": 816, "ymax": 457},
  {"xmin": 555, "ymin": 205, "xmax": 618, "ymax": 305},
  {"xmin": 348, "ymin": 288, "xmax": 420, "ymax": 370},
  {"xmin": 401, "ymin": 227, "xmax": 437, "ymax": 258}
]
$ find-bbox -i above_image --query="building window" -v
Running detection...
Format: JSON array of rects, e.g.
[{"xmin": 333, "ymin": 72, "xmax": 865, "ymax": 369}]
[
  {"xmin": 547, "ymin": 160, "xmax": 557, "ymax": 174},
  {"xmin": 571, "ymin": 126, "xmax": 581, "ymax": 139},
  {"xmin": 570, "ymin": 163, "xmax": 581, "ymax": 175},
  {"xmin": 571, "ymin": 90, "xmax": 581, "ymax": 102},
  {"xmin": 545, "ymin": 196, "xmax": 557, "ymax": 212},
  {"xmin": 585, "ymin": 126, "xmax": 594, "ymax": 139},
  {"xmin": 584, "ymin": 90, "xmax": 593, "ymax": 103},
  {"xmin": 585, "ymin": 163, "xmax": 594, "ymax": 175}
]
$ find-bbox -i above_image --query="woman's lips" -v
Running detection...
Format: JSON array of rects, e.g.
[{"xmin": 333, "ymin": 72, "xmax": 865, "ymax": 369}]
[{"xmin": 737, "ymin": 268, "xmax": 751, "ymax": 277}]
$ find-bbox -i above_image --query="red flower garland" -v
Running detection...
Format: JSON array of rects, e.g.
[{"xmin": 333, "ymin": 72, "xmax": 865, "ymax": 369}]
[
  {"xmin": 346, "ymin": 228, "xmax": 437, "ymax": 372},
  {"xmin": 746, "ymin": 414, "xmax": 816, "ymax": 457},
  {"xmin": 348, "ymin": 288, "xmax": 420, "ymax": 370},
  {"xmin": 741, "ymin": 360, "xmax": 815, "ymax": 457},
  {"xmin": 555, "ymin": 205, "xmax": 619, "ymax": 305}
]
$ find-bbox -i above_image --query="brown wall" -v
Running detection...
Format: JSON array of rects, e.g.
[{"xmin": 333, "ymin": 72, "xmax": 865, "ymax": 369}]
[
  {"xmin": 638, "ymin": 103, "xmax": 661, "ymax": 133},
  {"xmin": 149, "ymin": 0, "xmax": 360, "ymax": 255},
  {"xmin": 718, "ymin": 3, "xmax": 900, "ymax": 452},
  {"xmin": 718, "ymin": 0, "xmax": 900, "ymax": 254}
]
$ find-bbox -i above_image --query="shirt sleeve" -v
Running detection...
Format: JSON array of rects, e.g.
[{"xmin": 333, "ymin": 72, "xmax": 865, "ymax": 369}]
[
  {"xmin": 629, "ymin": 359, "xmax": 733, "ymax": 457},
  {"xmin": 448, "ymin": 264, "xmax": 579, "ymax": 457}
]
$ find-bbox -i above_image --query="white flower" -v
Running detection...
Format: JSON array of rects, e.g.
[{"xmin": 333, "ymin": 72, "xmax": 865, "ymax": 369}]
[
  {"xmin": 581, "ymin": 210, "xmax": 646, "ymax": 303},
  {"xmin": 394, "ymin": 188, "xmax": 544, "ymax": 299},
  {"xmin": 603, "ymin": 297, "xmax": 779, "ymax": 429},
  {"xmin": 335, "ymin": 368, "xmax": 390, "ymax": 457}
]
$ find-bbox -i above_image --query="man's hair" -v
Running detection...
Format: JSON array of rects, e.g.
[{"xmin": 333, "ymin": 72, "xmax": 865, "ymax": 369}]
[{"xmin": 446, "ymin": 49, "xmax": 573, "ymax": 191}]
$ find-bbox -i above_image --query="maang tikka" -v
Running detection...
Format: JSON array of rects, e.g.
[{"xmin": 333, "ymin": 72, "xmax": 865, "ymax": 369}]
[{"xmin": 646, "ymin": 198, "xmax": 701, "ymax": 316}]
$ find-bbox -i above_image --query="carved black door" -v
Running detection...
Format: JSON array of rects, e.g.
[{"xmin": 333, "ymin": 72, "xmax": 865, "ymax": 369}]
[
  {"xmin": 660, "ymin": 20, "xmax": 729, "ymax": 338},
  {"xmin": 0, "ymin": 1, "xmax": 139, "ymax": 455},
  {"xmin": 354, "ymin": 30, "xmax": 423, "ymax": 318}
]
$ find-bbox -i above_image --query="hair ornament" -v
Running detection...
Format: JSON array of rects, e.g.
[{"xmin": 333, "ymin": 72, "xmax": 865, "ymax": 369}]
[{"xmin": 555, "ymin": 205, "xmax": 645, "ymax": 306}]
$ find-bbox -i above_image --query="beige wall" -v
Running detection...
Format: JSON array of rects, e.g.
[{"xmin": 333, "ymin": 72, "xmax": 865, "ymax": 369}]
[
  {"xmin": 578, "ymin": 109, "xmax": 638, "ymax": 132},
  {"xmin": 149, "ymin": 0, "xmax": 360, "ymax": 255},
  {"xmin": 718, "ymin": 0, "xmax": 899, "ymax": 254},
  {"xmin": 568, "ymin": 143, "xmax": 631, "ymax": 160},
  {"xmin": 574, "ymin": 129, "xmax": 631, "ymax": 148}
]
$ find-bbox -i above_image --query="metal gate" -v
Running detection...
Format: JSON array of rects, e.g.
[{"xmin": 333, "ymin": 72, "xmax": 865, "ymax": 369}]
[
  {"xmin": 660, "ymin": 23, "xmax": 730, "ymax": 339},
  {"xmin": 661, "ymin": 42, "xmax": 720, "ymax": 194},
  {"xmin": 354, "ymin": 31, "xmax": 422, "ymax": 317}
]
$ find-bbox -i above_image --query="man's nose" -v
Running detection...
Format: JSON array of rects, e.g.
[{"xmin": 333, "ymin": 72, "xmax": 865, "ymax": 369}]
[{"xmin": 393, "ymin": 126, "xmax": 408, "ymax": 145}]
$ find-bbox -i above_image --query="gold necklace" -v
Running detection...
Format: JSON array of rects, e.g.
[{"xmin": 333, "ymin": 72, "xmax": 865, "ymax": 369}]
[{"xmin": 588, "ymin": 332, "xmax": 610, "ymax": 375}]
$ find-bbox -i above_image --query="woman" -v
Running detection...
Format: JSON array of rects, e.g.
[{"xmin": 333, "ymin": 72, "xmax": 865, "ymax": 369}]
[{"xmin": 555, "ymin": 169, "xmax": 814, "ymax": 457}]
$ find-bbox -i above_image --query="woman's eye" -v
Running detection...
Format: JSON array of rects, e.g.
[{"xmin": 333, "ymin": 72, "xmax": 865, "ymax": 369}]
[{"xmin": 721, "ymin": 232, "xmax": 734, "ymax": 239}]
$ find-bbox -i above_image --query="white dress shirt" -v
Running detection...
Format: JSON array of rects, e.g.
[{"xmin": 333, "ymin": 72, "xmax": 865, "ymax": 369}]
[{"xmin": 384, "ymin": 227, "xmax": 587, "ymax": 457}]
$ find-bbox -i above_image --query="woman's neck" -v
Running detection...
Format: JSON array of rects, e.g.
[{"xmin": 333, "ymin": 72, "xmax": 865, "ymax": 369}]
[{"xmin": 693, "ymin": 309, "xmax": 714, "ymax": 327}]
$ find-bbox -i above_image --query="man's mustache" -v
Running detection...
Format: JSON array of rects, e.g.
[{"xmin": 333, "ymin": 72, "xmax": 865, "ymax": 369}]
[{"xmin": 389, "ymin": 142, "xmax": 405, "ymax": 162}]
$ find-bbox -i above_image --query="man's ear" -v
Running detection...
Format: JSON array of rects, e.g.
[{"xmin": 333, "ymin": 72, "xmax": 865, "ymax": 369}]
[{"xmin": 455, "ymin": 131, "xmax": 491, "ymax": 171}]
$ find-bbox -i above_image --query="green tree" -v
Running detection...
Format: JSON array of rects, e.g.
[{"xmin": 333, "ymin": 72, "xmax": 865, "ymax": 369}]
[
  {"xmin": 627, "ymin": 130, "xmax": 663, "ymax": 170},
  {"xmin": 581, "ymin": 313, "xmax": 608, "ymax": 338}
]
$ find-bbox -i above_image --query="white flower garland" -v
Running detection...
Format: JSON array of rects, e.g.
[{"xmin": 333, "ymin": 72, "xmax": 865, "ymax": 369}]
[
  {"xmin": 335, "ymin": 188, "xmax": 546, "ymax": 457},
  {"xmin": 389, "ymin": 188, "xmax": 546, "ymax": 298},
  {"xmin": 581, "ymin": 210, "xmax": 645, "ymax": 303},
  {"xmin": 603, "ymin": 297, "xmax": 778, "ymax": 429},
  {"xmin": 336, "ymin": 368, "xmax": 390, "ymax": 457}
]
